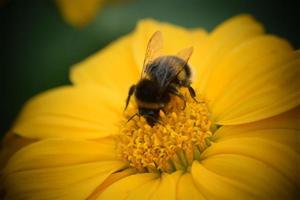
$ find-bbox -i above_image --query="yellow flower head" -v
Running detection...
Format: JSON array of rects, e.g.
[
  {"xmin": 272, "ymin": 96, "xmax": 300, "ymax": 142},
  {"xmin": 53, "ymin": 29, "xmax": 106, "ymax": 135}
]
[
  {"xmin": 55, "ymin": 0, "xmax": 128, "ymax": 27},
  {"xmin": 1, "ymin": 15, "xmax": 300, "ymax": 199},
  {"xmin": 56, "ymin": 0, "xmax": 106, "ymax": 27}
]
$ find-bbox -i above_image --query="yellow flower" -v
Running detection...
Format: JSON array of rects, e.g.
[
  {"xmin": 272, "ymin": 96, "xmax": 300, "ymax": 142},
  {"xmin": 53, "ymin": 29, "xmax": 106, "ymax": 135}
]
[
  {"xmin": 1, "ymin": 15, "xmax": 300, "ymax": 199},
  {"xmin": 56, "ymin": 0, "xmax": 106, "ymax": 27}
]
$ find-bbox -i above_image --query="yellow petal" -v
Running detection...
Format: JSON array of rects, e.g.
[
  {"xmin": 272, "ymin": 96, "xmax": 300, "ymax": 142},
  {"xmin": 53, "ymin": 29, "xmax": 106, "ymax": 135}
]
[
  {"xmin": 195, "ymin": 14, "xmax": 264, "ymax": 91},
  {"xmin": 97, "ymin": 173, "xmax": 159, "ymax": 199},
  {"xmin": 191, "ymin": 161, "xmax": 254, "ymax": 199},
  {"xmin": 210, "ymin": 41, "xmax": 299, "ymax": 125},
  {"xmin": 202, "ymin": 137, "xmax": 300, "ymax": 188},
  {"xmin": 56, "ymin": 0, "xmax": 105, "ymax": 27},
  {"xmin": 177, "ymin": 173, "xmax": 206, "ymax": 200},
  {"xmin": 148, "ymin": 171, "xmax": 182, "ymax": 200},
  {"xmin": 132, "ymin": 19, "xmax": 207, "ymax": 73},
  {"xmin": 203, "ymin": 35, "xmax": 292, "ymax": 104},
  {"xmin": 212, "ymin": 106, "xmax": 300, "ymax": 153},
  {"xmin": 200, "ymin": 154, "xmax": 297, "ymax": 199},
  {"xmin": 87, "ymin": 168, "xmax": 137, "ymax": 199},
  {"xmin": 13, "ymin": 85, "xmax": 123, "ymax": 139},
  {"xmin": 2, "ymin": 138, "xmax": 125, "ymax": 200},
  {"xmin": 3, "ymin": 138, "xmax": 119, "ymax": 174},
  {"xmin": 70, "ymin": 35, "xmax": 140, "ymax": 93},
  {"xmin": 4, "ymin": 162, "xmax": 124, "ymax": 200},
  {"xmin": 195, "ymin": 14, "xmax": 300, "ymax": 124},
  {"xmin": 97, "ymin": 171, "xmax": 181, "ymax": 200},
  {"xmin": 0, "ymin": 133, "xmax": 35, "ymax": 170},
  {"xmin": 198, "ymin": 107, "xmax": 300, "ymax": 198},
  {"xmin": 122, "ymin": 177, "xmax": 160, "ymax": 200}
]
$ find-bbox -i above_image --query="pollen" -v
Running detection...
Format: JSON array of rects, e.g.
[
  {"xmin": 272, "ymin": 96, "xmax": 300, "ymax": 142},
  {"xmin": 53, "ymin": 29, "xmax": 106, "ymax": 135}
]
[{"xmin": 116, "ymin": 90, "xmax": 212, "ymax": 173}]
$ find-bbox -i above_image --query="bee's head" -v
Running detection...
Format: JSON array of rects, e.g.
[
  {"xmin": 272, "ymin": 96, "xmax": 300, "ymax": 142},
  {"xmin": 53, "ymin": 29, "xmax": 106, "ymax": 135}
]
[
  {"xmin": 135, "ymin": 79, "xmax": 161, "ymax": 103},
  {"xmin": 138, "ymin": 108, "xmax": 160, "ymax": 126}
]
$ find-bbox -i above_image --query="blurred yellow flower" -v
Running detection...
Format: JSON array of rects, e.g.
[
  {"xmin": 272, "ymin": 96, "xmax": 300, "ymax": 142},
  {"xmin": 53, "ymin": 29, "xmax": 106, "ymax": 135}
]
[
  {"xmin": 56, "ymin": 0, "xmax": 106, "ymax": 27},
  {"xmin": 1, "ymin": 15, "xmax": 300, "ymax": 199},
  {"xmin": 1, "ymin": 0, "xmax": 109, "ymax": 27}
]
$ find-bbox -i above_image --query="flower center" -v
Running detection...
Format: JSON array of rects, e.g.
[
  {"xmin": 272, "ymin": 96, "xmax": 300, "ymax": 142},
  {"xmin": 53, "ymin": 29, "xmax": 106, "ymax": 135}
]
[{"xmin": 116, "ymin": 90, "xmax": 212, "ymax": 173}]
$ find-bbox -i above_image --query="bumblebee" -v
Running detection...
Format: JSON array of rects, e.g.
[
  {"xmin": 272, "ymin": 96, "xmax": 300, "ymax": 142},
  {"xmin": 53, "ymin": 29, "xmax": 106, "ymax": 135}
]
[{"xmin": 125, "ymin": 31, "xmax": 197, "ymax": 126}]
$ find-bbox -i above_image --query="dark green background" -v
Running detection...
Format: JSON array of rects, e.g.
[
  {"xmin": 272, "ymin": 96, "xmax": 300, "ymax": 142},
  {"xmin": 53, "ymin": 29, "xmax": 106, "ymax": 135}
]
[{"xmin": 1, "ymin": 0, "xmax": 299, "ymax": 136}]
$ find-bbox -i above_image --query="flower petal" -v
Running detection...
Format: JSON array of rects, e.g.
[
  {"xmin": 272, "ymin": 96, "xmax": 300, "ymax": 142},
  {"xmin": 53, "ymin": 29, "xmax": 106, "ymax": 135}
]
[
  {"xmin": 70, "ymin": 35, "xmax": 140, "ymax": 93},
  {"xmin": 210, "ymin": 41, "xmax": 299, "ymax": 124},
  {"xmin": 2, "ymin": 138, "xmax": 125, "ymax": 199},
  {"xmin": 97, "ymin": 173, "xmax": 159, "ymax": 199},
  {"xmin": 195, "ymin": 14, "xmax": 264, "ymax": 91},
  {"xmin": 195, "ymin": 107, "xmax": 300, "ymax": 198},
  {"xmin": 195, "ymin": 15, "xmax": 300, "ymax": 124},
  {"xmin": 212, "ymin": 106, "xmax": 300, "ymax": 153},
  {"xmin": 3, "ymin": 138, "xmax": 119, "ymax": 174},
  {"xmin": 0, "ymin": 133, "xmax": 35, "ymax": 170},
  {"xmin": 148, "ymin": 171, "xmax": 182, "ymax": 200},
  {"xmin": 56, "ymin": 0, "xmax": 104, "ymax": 27},
  {"xmin": 87, "ymin": 168, "xmax": 137, "ymax": 199},
  {"xmin": 177, "ymin": 173, "xmax": 206, "ymax": 200},
  {"xmin": 4, "ymin": 162, "xmax": 124, "ymax": 200},
  {"xmin": 191, "ymin": 161, "xmax": 254, "ymax": 199},
  {"xmin": 97, "ymin": 171, "xmax": 181, "ymax": 200},
  {"xmin": 202, "ymin": 107, "xmax": 300, "ymax": 190},
  {"xmin": 132, "ymin": 19, "xmax": 207, "ymax": 73},
  {"xmin": 199, "ymin": 154, "xmax": 297, "ymax": 199},
  {"xmin": 13, "ymin": 85, "xmax": 123, "ymax": 139},
  {"xmin": 202, "ymin": 137, "xmax": 300, "ymax": 187}
]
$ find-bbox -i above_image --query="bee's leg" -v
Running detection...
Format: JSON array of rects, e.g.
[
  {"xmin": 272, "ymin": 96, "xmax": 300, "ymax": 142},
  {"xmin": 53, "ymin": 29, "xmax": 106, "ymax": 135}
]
[
  {"xmin": 168, "ymin": 87, "xmax": 186, "ymax": 110},
  {"xmin": 161, "ymin": 108, "xmax": 167, "ymax": 115},
  {"xmin": 125, "ymin": 85, "xmax": 136, "ymax": 111},
  {"xmin": 187, "ymin": 85, "xmax": 200, "ymax": 103}
]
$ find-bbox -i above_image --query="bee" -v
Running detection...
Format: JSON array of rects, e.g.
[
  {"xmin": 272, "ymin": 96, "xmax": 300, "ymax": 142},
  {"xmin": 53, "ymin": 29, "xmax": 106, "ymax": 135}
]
[{"xmin": 124, "ymin": 31, "xmax": 198, "ymax": 126}]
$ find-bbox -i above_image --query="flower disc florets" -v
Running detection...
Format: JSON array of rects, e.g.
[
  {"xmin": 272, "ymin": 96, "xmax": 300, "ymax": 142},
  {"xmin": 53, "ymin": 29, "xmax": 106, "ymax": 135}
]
[{"xmin": 117, "ymin": 91, "xmax": 212, "ymax": 173}]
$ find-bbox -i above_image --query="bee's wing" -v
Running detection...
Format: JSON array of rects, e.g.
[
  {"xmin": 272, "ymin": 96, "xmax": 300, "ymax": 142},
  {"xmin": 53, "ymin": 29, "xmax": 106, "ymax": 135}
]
[
  {"xmin": 141, "ymin": 31, "xmax": 163, "ymax": 79},
  {"xmin": 158, "ymin": 47, "xmax": 194, "ymax": 91},
  {"xmin": 175, "ymin": 46, "xmax": 194, "ymax": 70}
]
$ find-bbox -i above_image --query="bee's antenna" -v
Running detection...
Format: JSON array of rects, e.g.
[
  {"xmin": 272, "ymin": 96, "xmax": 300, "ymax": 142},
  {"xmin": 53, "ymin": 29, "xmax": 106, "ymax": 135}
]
[{"xmin": 126, "ymin": 112, "xmax": 139, "ymax": 124}]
